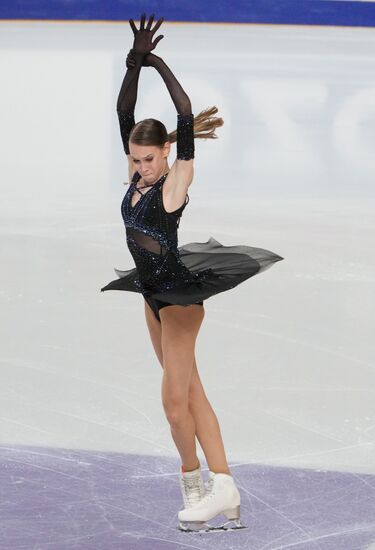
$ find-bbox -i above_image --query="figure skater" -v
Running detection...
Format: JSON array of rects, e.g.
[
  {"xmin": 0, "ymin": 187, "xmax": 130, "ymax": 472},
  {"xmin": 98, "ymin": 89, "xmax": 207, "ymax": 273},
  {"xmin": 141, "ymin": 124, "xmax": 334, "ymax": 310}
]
[{"xmin": 101, "ymin": 13, "xmax": 284, "ymax": 532}]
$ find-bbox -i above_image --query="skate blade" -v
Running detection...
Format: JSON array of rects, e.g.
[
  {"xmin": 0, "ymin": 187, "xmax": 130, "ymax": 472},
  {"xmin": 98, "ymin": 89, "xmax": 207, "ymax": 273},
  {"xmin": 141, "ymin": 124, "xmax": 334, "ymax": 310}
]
[
  {"xmin": 207, "ymin": 519, "xmax": 248, "ymax": 532},
  {"xmin": 178, "ymin": 521, "xmax": 210, "ymax": 533},
  {"xmin": 178, "ymin": 519, "xmax": 247, "ymax": 533}
]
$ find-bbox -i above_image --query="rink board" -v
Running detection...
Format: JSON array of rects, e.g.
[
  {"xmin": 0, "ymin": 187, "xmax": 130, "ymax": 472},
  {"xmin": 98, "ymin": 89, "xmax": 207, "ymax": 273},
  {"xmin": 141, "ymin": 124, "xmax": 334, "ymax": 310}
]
[{"xmin": 1, "ymin": 0, "xmax": 375, "ymax": 28}]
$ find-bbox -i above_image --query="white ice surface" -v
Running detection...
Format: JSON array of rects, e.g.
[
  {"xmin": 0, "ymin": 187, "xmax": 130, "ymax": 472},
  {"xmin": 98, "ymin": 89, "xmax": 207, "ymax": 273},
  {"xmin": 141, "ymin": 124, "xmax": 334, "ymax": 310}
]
[{"xmin": 0, "ymin": 21, "xmax": 375, "ymax": 475}]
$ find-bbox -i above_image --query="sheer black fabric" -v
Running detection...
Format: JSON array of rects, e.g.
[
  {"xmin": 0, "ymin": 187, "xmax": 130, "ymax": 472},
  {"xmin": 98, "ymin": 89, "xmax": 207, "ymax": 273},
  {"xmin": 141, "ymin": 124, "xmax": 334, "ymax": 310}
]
[
  {"xmin": 126, "ymin": 227, "xmax": 169, "ymax": 256},
  {"xmin": 117, "ymin": 109, "xmax": 135, "ymax": 155}
]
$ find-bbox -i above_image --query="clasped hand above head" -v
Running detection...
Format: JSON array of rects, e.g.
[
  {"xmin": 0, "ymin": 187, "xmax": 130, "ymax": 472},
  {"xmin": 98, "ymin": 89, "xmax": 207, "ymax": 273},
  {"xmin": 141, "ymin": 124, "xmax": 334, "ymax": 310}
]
[
  {"xmin": 120, "ymin": 12, "xmax": 192, "ymax": 122},
  {"xmin": 126, "ymin": 12, "xmax": 164, "ymax": 69}
]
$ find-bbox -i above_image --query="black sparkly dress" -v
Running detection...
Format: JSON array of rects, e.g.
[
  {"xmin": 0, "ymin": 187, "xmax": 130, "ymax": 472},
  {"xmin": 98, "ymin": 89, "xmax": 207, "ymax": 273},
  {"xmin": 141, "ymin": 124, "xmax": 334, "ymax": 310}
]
[{"xmin": 100, "ymin": 112, "xmax": 284, "ymax": 320}]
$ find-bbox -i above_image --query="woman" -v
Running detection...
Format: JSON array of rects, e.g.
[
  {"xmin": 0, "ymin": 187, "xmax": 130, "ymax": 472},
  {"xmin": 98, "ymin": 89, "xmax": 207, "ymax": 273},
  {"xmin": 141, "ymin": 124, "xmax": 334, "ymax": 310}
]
[{"xmin": 101, "ymin": 13, "xmax": 284, "ymax": 532}]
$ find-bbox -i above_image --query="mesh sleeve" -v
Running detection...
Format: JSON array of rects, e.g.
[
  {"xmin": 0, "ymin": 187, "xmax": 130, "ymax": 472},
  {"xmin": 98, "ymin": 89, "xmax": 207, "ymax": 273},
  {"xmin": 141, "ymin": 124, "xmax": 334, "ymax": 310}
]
[
  {"xmin": 176, "ymin": 113, "xmax": 195, "ymax": 160},
  {"xmin": 117, "ymin": 109, "xmax": 136, "ymax": 155}
]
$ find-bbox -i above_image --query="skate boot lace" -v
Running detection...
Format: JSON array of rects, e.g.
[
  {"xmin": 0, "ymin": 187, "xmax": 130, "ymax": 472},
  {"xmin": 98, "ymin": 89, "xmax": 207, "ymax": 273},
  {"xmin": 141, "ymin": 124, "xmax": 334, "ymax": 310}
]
[{"xmin": 181, "ymin": 473, "xmax": 205, "ymax": 507}]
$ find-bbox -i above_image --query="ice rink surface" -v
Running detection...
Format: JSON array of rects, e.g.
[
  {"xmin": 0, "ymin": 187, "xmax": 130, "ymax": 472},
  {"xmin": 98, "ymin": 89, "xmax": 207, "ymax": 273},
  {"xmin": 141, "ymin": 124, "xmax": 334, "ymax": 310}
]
[{"xmin": 1, "ymin": 19, "xmax": 375, "ymax": 549}]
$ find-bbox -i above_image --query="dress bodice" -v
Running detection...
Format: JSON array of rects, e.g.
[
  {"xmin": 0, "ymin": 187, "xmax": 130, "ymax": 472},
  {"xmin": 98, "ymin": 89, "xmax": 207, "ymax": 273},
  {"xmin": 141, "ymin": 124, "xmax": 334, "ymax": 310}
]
[
  {"xmin": 121, "ymin": 171, "xmax": 189, "ymax": 255},
  {"xmin": 120, "ymin": 171, "xmax": 195, "ymax": 294}
]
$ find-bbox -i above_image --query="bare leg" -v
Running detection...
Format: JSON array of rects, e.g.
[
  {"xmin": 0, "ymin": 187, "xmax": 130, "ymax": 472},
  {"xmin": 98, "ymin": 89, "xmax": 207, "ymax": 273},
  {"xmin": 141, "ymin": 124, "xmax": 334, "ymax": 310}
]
[
  {"xmin": 159, "ymin": 304, "xmax": 204, "ymax": 472},
  {"xmin": 144, "ymin": 299, "xmax": 230, "ymax": 474},
  {"xmin": 188, "ymin": 357, "xmax": 230, "ymax": 475}
]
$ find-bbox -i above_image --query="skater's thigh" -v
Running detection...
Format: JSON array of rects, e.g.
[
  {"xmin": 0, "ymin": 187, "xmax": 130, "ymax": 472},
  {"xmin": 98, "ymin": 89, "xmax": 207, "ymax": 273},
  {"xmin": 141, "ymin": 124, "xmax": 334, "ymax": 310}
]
[
  {"xmin": 144, "ymin": 298, "xmax": 163, "ymax": 368},
  {"xmin": 158, "ymin": 305, "xmax": 204, "ymax": 401},
  {"xmin": 143, "ymin": 299, "xmax": 206, "ymax": 394},
  {"xmin": 159, "ymin": 305, "xmax": 204, "ymax": 385},
  {"xmin": 160, "ymin": 304, "xmax": 204, "ymax": 350}
]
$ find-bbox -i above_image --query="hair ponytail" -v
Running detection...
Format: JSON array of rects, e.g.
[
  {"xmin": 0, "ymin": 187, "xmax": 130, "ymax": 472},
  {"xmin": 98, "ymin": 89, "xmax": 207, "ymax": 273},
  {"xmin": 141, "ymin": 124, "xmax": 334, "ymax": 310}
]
[
  {"xmin": 129, "ymin": 106, "xmax": 224, "ymax": 150},
  {"xmin": 167, "ymin": 106, "xmax": 224, "ymax": 143}
]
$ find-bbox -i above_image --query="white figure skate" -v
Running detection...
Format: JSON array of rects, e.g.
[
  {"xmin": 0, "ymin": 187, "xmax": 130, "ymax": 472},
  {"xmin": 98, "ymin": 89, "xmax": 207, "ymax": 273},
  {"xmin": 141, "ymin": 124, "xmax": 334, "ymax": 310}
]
[
  {"xmin": 179, "ymin": 463, "xmax": 206, "ymax": 508},
  {"xmin": 178, "ymin": 470, "xmax": 247, "ymax": 532}
]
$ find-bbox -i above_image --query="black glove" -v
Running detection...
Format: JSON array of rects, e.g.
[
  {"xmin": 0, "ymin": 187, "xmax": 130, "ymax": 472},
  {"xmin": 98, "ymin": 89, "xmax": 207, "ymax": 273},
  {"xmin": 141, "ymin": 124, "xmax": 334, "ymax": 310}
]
[
  {"xmin": 177, "ymin": 113, "xmax": 195, "ymax": 160},
  {"xmin": 117, "ymin": 109, "xmax": 135, "ymax": 155}
]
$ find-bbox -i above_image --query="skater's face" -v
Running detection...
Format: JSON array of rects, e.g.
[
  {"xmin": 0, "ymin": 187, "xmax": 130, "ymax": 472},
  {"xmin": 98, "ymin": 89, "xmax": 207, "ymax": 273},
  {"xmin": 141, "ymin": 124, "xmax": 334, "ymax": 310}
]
[{"xmin": 129, "ymin": 141, "xmax": 170, "ymax": 182}]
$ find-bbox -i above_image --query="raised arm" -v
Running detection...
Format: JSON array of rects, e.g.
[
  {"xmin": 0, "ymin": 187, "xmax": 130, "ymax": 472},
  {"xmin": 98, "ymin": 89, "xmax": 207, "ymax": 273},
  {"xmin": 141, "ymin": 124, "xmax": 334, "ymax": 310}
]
[
  {"xmin": 143, "ymin": 53, "xmax": 195, "ymax": 165},
  {"xmin": 129, "ymin": 51, "xmax": 194, "ymax": 201},
  {"xmin": 117, "ymin": 50, "xmax": 143, "ymax": 113},
  {"xmin": 125, "ymin": 18, "xmax": 194, "ymax": 194},
  {"xmin": 117, "ymin": 13, "xmax": 165, "ymax": 155},
  {"xmin": 116, "ymin": 51, "xmax": 142, "ymax": 155},
  {"xmin": 143, "ymin": 54, "xmax": 192, "ymax": 116}
]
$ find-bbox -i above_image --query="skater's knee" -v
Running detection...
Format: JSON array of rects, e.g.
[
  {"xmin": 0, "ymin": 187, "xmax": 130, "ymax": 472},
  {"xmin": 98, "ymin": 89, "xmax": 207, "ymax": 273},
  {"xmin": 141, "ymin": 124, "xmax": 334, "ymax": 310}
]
[{"xmin": 163, "ymin": 397, "xmax": 189, "ymax": 426}]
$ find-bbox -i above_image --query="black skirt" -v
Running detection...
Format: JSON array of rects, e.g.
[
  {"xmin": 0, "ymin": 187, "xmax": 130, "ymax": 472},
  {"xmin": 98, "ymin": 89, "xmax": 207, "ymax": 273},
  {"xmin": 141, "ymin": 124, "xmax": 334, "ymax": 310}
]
[{"xmin": 100, "ymin": 236, "xmax": 284, "ymax": 305}]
